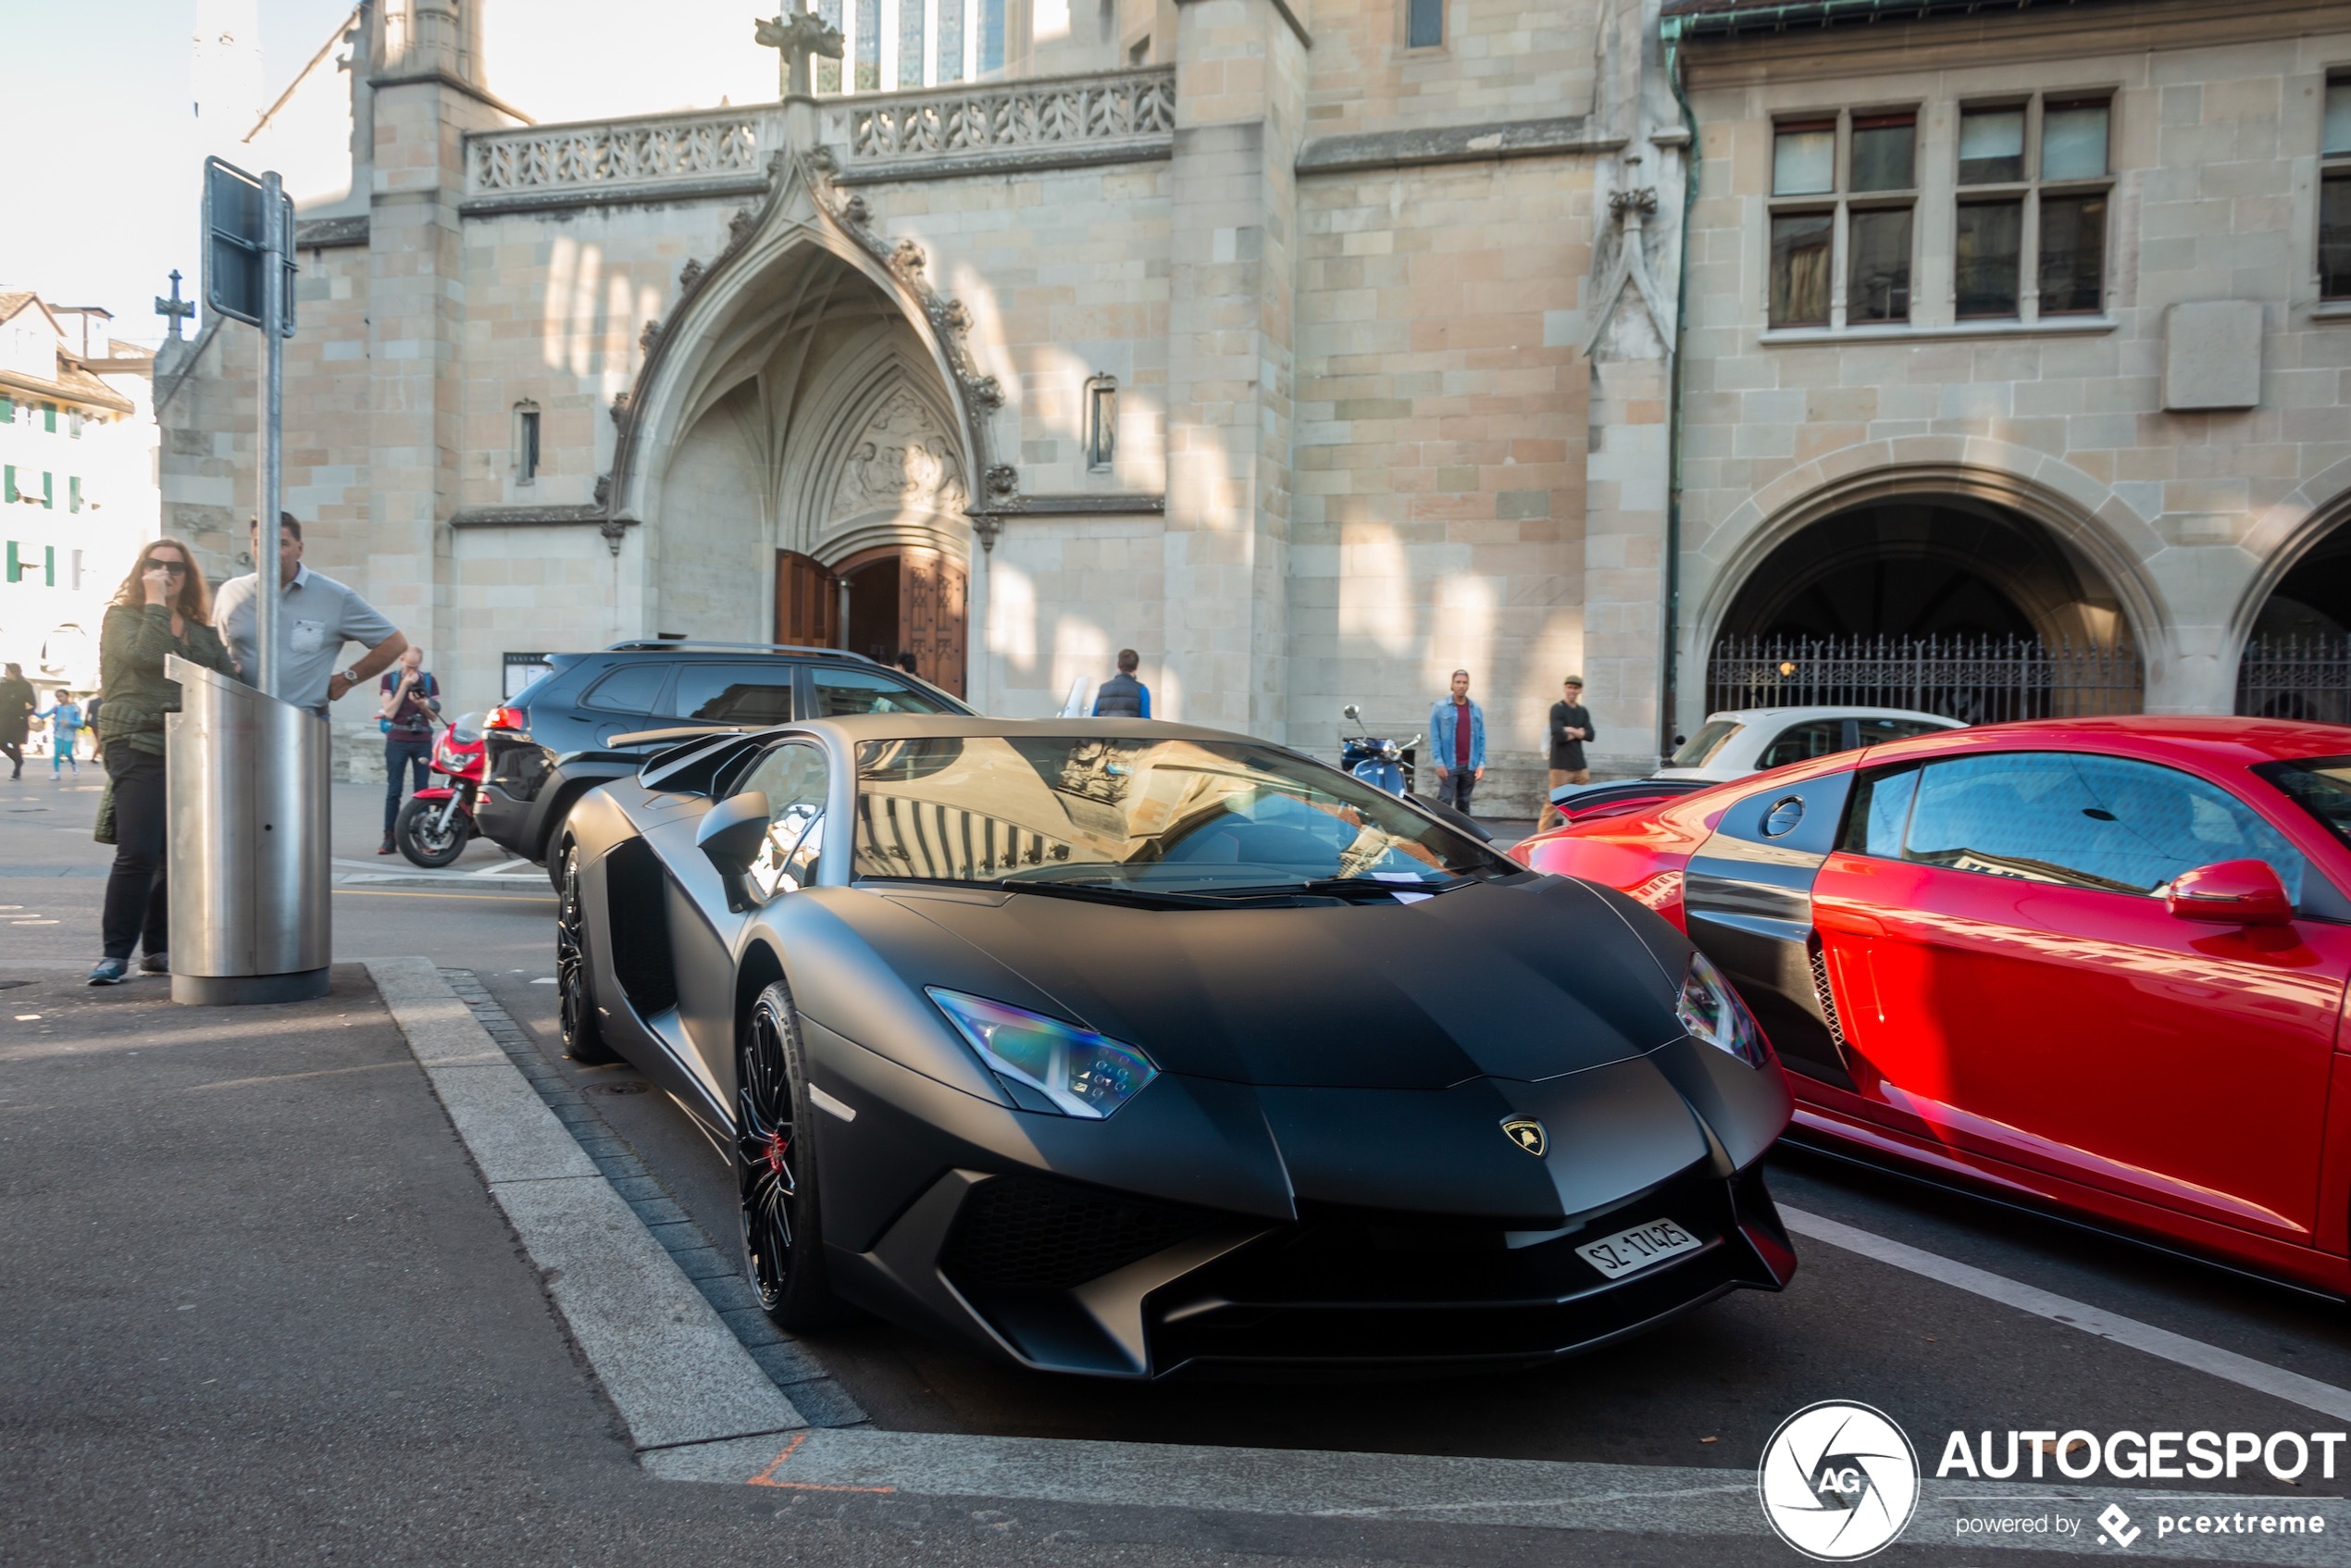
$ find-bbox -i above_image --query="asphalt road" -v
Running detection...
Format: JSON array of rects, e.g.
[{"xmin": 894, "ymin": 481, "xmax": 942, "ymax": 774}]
[{"xmin": 8, "ymin": 766, "xmax": 2351, "ymax": 1563}]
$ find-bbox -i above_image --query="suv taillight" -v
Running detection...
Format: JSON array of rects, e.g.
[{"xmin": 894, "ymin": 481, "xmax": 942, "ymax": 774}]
[{"xmin": 486, "ymin": 704, "xmax": 529, "ymax": 736}]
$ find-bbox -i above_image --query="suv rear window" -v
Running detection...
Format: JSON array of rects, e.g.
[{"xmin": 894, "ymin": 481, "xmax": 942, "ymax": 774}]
[
  {"xmin": 583, "ymin": 664, "xmax": 672, "ymax": 712},
  {"xmin": 673, "ymin": 664, "xmax": 796, "ymax": 725}
]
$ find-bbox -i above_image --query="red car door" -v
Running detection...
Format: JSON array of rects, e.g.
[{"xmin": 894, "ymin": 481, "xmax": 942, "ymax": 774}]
[{"xmin": 1811, "ymin": 749, "xmax": 2350, "ymax": 1246}]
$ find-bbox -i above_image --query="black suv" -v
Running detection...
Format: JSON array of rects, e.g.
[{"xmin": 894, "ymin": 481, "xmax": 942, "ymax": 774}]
[{"xmin": 478, "ymin": 641, "xmax": 972, "ymax": 871}]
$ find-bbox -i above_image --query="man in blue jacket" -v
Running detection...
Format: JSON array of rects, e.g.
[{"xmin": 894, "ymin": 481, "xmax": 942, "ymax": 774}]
[{"xmin": 1427, "ymin": 668, "xmax": 1485, "ymax": 814}]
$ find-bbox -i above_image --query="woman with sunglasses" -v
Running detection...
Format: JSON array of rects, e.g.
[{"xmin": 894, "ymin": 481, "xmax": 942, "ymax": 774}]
[{"xmin": 87, "ymin": 539, "xmax": 234, "ymax": 985}]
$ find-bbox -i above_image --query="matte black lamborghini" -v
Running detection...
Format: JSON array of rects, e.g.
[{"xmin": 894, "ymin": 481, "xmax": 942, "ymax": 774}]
[{"xmin": 555, "ymin": 716, "xmax": 1798, "ymax": 1378}]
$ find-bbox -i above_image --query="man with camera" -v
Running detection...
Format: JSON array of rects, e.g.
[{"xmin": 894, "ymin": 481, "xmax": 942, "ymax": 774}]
[{"xmin": 377, "ymin": 645, "xmax": 442, "ymax": 855}]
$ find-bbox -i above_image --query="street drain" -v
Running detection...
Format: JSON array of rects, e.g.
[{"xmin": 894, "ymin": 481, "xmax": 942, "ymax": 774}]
[{"xmin": 590, "ymin": 1080, "xmax": 651, "ymax": 1096}]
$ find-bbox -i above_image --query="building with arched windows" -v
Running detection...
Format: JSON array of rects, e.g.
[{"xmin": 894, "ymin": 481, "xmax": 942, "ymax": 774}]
[{"xmin": 155, "ymin": 0, "xmax": 2351, "ymax": 798}]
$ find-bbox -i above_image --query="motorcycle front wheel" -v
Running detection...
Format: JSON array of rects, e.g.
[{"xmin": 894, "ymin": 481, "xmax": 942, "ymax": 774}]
[{"xmin": 395, "ymin": 795, "xmax": 469, "ymax": 868}]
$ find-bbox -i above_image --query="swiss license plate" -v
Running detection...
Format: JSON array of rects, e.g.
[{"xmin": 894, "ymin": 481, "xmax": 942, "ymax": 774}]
[{"xmin": 1574, "ymin": 1218, "xmax": 1700, "ymax": 1279}]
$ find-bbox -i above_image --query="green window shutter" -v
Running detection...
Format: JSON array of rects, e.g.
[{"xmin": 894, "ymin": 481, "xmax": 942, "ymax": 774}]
[
  {"xmin": 2, "ymin": 465, "xmax": 13, "ymax": 504},
  {"xmin": 41, "ymin": 472, "xmax": 53, "ymax": 508},
  {"xmin": 5, "ymin": 541, "xmax": 18, "ymax": 584},
  {"xmin": 43, "ymin": 545, "xmax": 55, "ymax": 587},
  {"xmin": 68, "ymin": 477, "xmax": 81, "ymax": 513},
  {"xmin": 43, "ymin": 402, "xmax": 56, "ymax": 433},
  {"xmin": 0, "ymin": 395, "xmax": 13, "ymax": 421}
]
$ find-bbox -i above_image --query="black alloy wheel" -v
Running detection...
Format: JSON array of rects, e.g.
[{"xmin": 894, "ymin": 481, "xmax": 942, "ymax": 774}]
[
  {"xmin": 555, "ymin": 845, "xmax": 617, "ymax": 1064},
  {"xmin": 394, "ymin": 795, "xmax": 466, "ymax": 868},
  {"xmin": 738, "ymin": 978, "xmax": 841, "ymax": 1328}
]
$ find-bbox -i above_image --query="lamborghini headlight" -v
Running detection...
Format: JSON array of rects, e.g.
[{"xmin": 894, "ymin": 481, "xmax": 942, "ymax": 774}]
[
  {"xmin": 1675, "ymin": 951, "xmax": 1768, "ymax": 1067},
  {"xmin": 927, "ymin": 989, "xmax": 1159, "ymax": 1118}
]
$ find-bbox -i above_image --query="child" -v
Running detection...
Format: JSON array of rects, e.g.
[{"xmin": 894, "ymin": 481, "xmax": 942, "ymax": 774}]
[{"xmin": 34, "ymin": 691, "xmax": 83, "ymax": 775}]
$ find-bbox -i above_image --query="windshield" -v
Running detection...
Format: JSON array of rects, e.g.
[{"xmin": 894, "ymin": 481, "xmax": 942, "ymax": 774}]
[
  {"xmin": 2257, "ymin": 756, "xmax": 2351, "ymax": 852},
  {"xmin": 852, "ymin": 734, "xmax": 1514, "ymax": 896},
  {"xmin": 1670, "ymin": 719, "xmax": 1744, "ymax": 769}
]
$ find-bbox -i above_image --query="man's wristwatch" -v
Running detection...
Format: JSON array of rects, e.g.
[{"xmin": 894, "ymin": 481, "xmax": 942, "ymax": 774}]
[{"xmin": 342, "ymin": 666, "xmax": 363, "ymax": 687}]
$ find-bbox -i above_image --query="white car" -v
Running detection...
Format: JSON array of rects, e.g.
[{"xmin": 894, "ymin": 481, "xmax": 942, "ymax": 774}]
[
  {"xmin": 1657, "ymin": 704, "xmax": 1961, "ymax": 781},
  {"xmin": 1544, "ymin": 705, "xmax": 1961, "ymax": 820}
]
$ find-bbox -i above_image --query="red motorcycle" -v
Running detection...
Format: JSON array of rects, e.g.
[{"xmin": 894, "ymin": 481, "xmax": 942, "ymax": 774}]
[{"xmin": 395, "ymin": 713, "xmax": 487, "ymax": 868}]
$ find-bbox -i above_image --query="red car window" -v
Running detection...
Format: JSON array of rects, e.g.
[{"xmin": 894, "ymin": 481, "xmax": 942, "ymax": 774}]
[{"xmin": 1893, "ymin": 752, "xmax": 2308, "ymax": 902}]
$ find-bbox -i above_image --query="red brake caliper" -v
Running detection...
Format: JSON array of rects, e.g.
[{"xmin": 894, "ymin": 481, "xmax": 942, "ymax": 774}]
[{"xmin": 764, "ymin": 1130, "xmax": 790, "ymax": 1178}]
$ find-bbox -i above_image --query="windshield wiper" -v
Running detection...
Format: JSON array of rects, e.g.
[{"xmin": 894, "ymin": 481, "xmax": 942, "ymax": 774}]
[
  {"xmin": 1202, "ymin": 876, "xmax": 1478, "ymax": 902},
  {"xmin": 993, "ymin": 879, "xmax": 1235, "ymax": 911}
]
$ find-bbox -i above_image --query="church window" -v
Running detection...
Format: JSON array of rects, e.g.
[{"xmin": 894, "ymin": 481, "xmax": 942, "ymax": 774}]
[
  {"xmin": 2322, "ymin": 76, "xmax": 2351, "ymax": 298},
  {"xmin": 1768, "ymin": 110, "xmax": 1917, "ymax": 330},
  {"xmin": 898, "ymin": 0, "xmax": 924, "ymax": 86},
  {"xmin": 854, "ymin": 0, "xmax": 881, "ymax": 91},
  {"xmin": 516, "ymin": 404, "xmax": 541, "ymax": 483},
  {"xmin": 817, "ymin": 0, "xmax": 843, "ymax": 92},
  {"xmin": 1406, "ymin": 0, "xmax": 1441, "ymax": 49},
  {"xmin": 978, "ymin": 0, "xmax": 1005, "ymax": 75},
  {"xmin": 1084, "ymin": 377, "xmax": 1117, "ymax": 472},
  {"xmin": 937, "ymin": 0, "xmax": 964, "ymax": 82}
]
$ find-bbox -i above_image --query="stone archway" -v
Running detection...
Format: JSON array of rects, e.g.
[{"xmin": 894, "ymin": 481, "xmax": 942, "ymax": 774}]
[
  {"xmin": 630, "ymin": 216, "xmax": 978, "ymax": 692},
  {"xmin": 1705, "ymin": 492, "xmax": 2144, "ymax": 724},
  {"xmin": 2234, "ymin": 502, "xmax": 2351, "ymax": 722}
]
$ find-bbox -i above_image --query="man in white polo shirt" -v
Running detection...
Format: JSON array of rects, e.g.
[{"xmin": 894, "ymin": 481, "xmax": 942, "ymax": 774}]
[{"xmin": 215, "ymin": 514, "xmax": 409, "ymax": 716}]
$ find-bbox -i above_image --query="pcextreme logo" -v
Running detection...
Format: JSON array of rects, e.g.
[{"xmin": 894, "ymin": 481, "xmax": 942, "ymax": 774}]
[{"xmin": 1758, "ymin": 1400, "xmax": 1922, "ymax": 1561}]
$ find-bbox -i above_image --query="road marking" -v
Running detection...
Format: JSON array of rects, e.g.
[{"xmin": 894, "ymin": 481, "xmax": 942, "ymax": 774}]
[
  {"xmin": 648, "ymin": 1427, "xmax": 2351, "ymax": 1559},
  {"xmin": 1780, "ymin": 1205, "xmax": 2351, "ymax": 1424},
  {"xmin": 184, "ymin": 1062, "xmax": 406, "ymax": 1092},
  {"xmin": 333, "ymin": 888, "xmax": 551, "ymax": 902},
  {"xmin": 472, "ymin": 857, "xmax": 536, "ymax": 877}
]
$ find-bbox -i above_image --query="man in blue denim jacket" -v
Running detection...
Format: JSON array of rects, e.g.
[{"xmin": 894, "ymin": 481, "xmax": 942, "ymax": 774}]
[{"xmin": 1427, "ymin": 668, "xmax": 1486, "ymax": 814}]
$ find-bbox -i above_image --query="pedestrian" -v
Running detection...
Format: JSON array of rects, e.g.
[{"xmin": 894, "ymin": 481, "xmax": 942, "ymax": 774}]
[
  {"xmin": 895, "ymin": 649, "xmax": 920, "ymax": 675},
  {"xmin": 87, "ymin": 538, "xmax": 235, "ymax": 985},
  {"xmin": 213, "ymin": 514, "xmax": 406, "ymax": 716},
  {"xmin": 1426, "ymin": 668, "xmax": 1486, "ymax": 815},
  {"xmin": 377, "ymin": 645, "xmax": 442, "ymax": 854},
  {"xmin": 35, "ymin": 690, "xmax": 85, "ymax": 775},
  {"xmin": 1091, "ymin": 649, "xmax": 1152, "ymax": 717},
  {"xmin": 0, "ymin": 663, "xmax": 32, "ymax": 779},
  {"xmin": 1539, "ymin": 675, "xmax": 1596, "ymax": 831}
]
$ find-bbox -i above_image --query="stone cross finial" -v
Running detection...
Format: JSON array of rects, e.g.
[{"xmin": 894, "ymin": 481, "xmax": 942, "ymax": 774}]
[
  {"xmin": 155, "ymin": 269, "xmax": 193, "ymax": 341},
  {"xmin": 753, "ymin": 10, "xmax": 843, "ymax": 98}
]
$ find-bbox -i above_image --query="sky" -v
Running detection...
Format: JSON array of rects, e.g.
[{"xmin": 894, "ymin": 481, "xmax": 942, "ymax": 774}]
[
  {"xmin": 0, "ymin": 0, "xmax": 359, "ymax": 348},
  {"xmin": 0, "ymin": 0, "xmax": 782, "ymax": 350}
]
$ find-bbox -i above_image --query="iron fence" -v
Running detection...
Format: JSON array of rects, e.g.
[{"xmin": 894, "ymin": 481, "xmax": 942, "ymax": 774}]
[
  {"xmin": 2236, "ymin": 635, "xmax": 2351, "ymax": 727},
  {"xmin": 1706, "ymin": 635, "xmax": 2144, "ymax": 726}
]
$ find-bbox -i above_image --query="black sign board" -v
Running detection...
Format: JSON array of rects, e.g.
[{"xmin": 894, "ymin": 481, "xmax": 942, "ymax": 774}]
[{"xmin": 203, "ymin": 156, "xmax": 295, "ymax": 335}]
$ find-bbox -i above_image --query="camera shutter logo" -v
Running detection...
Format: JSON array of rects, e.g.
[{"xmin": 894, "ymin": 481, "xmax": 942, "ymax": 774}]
[{"xmin": 1758, "ymin": 1400, "xmax": 1920, "ymax": 1560}]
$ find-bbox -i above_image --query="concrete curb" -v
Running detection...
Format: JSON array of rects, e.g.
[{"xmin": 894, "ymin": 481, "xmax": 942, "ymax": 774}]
[{"xmin": 364, "ymin": 956, "xmax": 805, "ymax": 1452}]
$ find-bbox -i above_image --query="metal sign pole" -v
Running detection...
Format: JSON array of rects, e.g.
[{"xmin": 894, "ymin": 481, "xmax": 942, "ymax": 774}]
[{"xmin": 256, "ymin": 171, "xmax": 286, "ymax": 700}]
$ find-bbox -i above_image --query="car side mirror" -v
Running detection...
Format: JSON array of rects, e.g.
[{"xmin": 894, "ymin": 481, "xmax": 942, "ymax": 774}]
[
  {"xmin": 2167, "ymin": 859, "xmax": 2294, "ymax": 927},
  {"xmin": 696, "ymin": 790, "xmax": 770, "ymax": 876}
]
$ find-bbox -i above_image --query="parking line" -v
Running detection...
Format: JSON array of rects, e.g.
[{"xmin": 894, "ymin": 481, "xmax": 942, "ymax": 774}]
[{"xmin": 1781, "ymin": 1205, "xmax": 2351, "ymax": 1424}]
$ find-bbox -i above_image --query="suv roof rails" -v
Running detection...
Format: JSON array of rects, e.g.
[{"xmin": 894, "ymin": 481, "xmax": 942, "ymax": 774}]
[{"xmin": 603, "ymin": 640, "xmax": 884, "ymax": 665}]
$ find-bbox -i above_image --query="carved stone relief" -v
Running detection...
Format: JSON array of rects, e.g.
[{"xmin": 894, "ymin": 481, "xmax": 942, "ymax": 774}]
[{"xmin": 828, "ymin": 388, "xmax": 968, "ymax": 522}]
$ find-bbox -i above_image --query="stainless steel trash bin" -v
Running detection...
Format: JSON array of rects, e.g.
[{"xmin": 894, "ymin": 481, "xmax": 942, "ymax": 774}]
[{"xmin": 164, "ymin": 653, "xmax": 331, "ymax": 1004}]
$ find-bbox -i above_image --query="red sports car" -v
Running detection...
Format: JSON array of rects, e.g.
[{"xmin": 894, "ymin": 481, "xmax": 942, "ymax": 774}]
[{"xmin": 1512, "ymin": 717, "xmax": 2351, "ymax": 1293}]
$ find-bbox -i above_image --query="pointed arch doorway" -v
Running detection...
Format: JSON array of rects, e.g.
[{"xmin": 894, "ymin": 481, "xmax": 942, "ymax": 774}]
[{"xmin": 777, "ymin": 545, "xmax": 968, "ymax": 699}]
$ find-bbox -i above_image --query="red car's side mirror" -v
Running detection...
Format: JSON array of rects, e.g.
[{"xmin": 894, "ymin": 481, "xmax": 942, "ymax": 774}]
[{"xmin": 2166, "ymin": 859, "xmax": 2294, "ymax": 927}]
